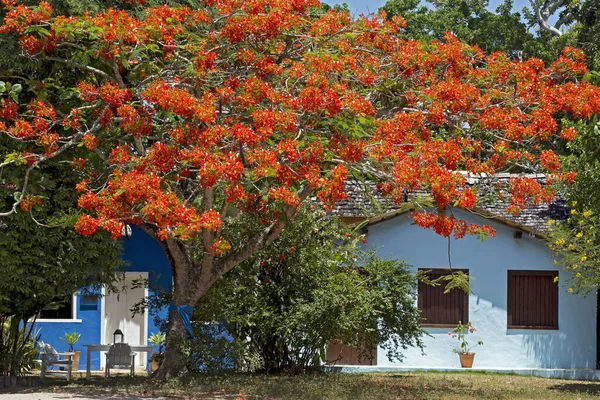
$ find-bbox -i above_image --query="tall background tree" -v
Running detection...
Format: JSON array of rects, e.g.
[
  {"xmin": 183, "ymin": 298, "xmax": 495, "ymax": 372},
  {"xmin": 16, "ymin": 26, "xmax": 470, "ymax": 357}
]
[
  {"xmin": 0, "ymin": 0, "xmax": 597, "ymax": 378},
  {"xmin": 381, "ymin": 0, "xmax": 535, "ymax": 57}
]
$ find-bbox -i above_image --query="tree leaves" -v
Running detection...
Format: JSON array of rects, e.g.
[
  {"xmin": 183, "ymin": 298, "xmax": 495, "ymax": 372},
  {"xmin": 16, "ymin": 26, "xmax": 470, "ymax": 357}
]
[{"xmin": 193, "ymin": 206, "xmax": 424, "ymax": 372}]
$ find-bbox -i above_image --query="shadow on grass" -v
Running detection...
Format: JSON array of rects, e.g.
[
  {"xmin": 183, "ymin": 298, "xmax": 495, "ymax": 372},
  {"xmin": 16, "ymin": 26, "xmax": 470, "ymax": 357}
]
[
  {"xmin": 36, "ymin": 375, "xmax": 256, "ymax": 399},
  {"xmin": 2, "ymin": 372, "xmax": 522, "ymax": 400},
  {"xmin": 0, "ymin": 387, "xmax": 36, "ymax": 395},
  {"xmin": 549, "ymin": 383, "xmax": 600, "ymax": 395},
  {"xmin": 28, "ymin": 376, "xmax": 174, "ymax": 398}
]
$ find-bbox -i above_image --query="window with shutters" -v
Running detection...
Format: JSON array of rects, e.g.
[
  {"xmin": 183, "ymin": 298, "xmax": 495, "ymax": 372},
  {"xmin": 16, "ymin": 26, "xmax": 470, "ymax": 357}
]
[
  {"xmin": 507, "ymin": 270, "xmax": 558, "ymax": 330},
  {"xmin": 418, "ymin": 269, "xmax": 469, "ymax": 327}
]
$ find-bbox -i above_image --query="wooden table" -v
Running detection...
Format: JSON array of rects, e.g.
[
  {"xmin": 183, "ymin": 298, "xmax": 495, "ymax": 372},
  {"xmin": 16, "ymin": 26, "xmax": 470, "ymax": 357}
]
[{"xmin": 83, "ymin": 344, "xmax": 153, "ymax": 379}]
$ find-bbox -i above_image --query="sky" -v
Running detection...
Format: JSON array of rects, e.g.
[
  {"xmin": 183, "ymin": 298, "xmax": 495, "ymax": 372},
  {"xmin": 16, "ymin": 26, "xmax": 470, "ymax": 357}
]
[{"xmin": 325, "ymin": 0, "xmax": 532, "ymax": 17}]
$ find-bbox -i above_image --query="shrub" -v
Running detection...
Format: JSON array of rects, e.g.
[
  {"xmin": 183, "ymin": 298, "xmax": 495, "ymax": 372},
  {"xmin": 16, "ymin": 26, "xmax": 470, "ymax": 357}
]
[{"xmin": 194, "ymin": 206, "xmax": 424, "ymax": 372}]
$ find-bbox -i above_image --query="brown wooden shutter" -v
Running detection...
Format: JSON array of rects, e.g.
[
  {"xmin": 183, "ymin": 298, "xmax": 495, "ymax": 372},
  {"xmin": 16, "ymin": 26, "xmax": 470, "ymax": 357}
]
[
  {"xmin": 325, "ymin": 341, "xmax": 377, "ymax": 366},
  {"xmin": 507, "ymin": 270, "xmax": 558, "ymax": 330},
  {"xmin": 418, "ymin": 269, "xmax": 469, "ymax": 327}
]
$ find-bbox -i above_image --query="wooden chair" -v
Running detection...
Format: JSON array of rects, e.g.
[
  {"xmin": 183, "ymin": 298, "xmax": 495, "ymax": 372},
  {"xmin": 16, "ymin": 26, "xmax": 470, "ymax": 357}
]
[
  {"xmin": 105, "ymin": 343, "xmax": 136, "ymax": 377},
  {"xmin": 40, "ymin": 343, "xmax": 73, "ymax": 381}
]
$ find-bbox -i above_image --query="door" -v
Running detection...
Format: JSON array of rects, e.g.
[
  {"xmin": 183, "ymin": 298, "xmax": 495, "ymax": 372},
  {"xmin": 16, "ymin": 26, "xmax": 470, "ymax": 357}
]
[{"xmin": 102, "ymin": 272, "xmax": 148, "ymax": 369}]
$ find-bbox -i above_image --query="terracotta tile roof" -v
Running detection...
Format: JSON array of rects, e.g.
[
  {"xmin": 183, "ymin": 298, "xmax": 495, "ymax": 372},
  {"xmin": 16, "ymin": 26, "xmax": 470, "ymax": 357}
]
[{"xmin": 333, "ymin": 174, "xmax": 567, "ymax": 235}]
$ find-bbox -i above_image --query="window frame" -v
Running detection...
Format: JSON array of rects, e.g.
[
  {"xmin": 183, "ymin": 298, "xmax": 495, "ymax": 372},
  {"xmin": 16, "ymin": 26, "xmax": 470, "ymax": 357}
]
[
  {"xmin": 79, "ymin": 293, "xmax": 99, "ymax": 311},
  {"xmin": 418, "ymin": 268, "xmax": 469, "ymax": 328},
  {"xmin": 36, "ymin": 294, "xmax": 82, "ymax": 323},
  {"xmin": 507, "ymin": 270, "xmax": 559, "ymax": 330}
]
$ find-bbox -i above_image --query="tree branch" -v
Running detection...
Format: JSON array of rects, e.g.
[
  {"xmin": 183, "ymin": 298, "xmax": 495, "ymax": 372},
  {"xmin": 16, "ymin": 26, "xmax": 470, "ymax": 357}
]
[
  {"xmin": 529, "ymin": 0, "xmax": 571, "ymax": 36},
  {"xmin": 0, "ymin": 114, "xmax": 104, "ymax": 217},
  {"xmin": 111, "ymin": 61, "xmax": 126, "ymax": 88},
  {"xmin": 0, "ymin": 163, "xmax": 35, "ymax": 217},
  {"xmin": 214, "ymin": 184, "xmax": 311, "ymax": 280},
  {"xmin": 42, "ymin": 57, "xmax": 115, "ymax": 82},
  {"xmin": 554, "ymin": 13, "xmax": 575, "ymax": 32},
  {"xmin": 201, "ymin": 187, "xmax": 215, "ymax": 270}
]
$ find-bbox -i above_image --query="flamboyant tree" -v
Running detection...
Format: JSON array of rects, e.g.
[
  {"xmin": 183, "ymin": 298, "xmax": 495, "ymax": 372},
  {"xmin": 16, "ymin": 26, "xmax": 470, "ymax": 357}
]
[{"xmin": 1, "ymin": 0, "xmax": 599, "ymax": 377}]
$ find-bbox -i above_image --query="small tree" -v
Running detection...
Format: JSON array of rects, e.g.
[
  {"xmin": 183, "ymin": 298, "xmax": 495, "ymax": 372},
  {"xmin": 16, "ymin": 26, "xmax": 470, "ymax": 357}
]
[
  {"xmin": 547, "ymin": 203, "xmax": 600, "ymax": 295},
  {"xmin": 546, "ymin": 113, "xmax": 600, "ymax": 294},
  {"xmin": 194, "ymin": 206, "xmax": 423, "ymax": 373}
]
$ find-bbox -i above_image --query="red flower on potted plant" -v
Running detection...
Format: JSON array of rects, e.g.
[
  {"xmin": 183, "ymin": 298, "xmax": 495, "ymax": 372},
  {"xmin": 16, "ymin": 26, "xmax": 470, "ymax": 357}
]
[{"xmin": 449, "ymin": 321, "xmax": 483, "ymax": 368}]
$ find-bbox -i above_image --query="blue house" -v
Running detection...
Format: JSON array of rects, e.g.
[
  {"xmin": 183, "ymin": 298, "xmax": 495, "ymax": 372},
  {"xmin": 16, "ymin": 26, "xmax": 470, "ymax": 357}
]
[
  {"xmin": 34, "ymin": 226, "xmax": 172, "ymax": 371},
  {"xmin": 328, "ymin": 176, "xmax": 599, "ymax": 377}
]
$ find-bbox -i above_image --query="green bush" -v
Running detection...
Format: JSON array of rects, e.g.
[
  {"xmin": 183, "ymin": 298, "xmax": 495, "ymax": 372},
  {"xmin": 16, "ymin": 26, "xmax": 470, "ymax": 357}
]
[
  {"xmin": 0, "ymin": 317, "xmax": 40, "ymax": 376},
  {"xmin": 183, "ymin": 323, "xmax": 249, "ymax": 373},
  {"xmin": 194, "ymin": 206, "xmax": 424, "ymax": 373}
]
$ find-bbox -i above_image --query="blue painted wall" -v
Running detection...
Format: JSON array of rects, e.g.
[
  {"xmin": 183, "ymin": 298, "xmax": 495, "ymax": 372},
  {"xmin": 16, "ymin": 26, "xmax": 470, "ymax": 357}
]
[
  {"xmin": 35, "ymin": 226, "xmax": 172, "ymax": 371},
  {"xmin": 366, "ymin": 209, "xmax": 596, "ymax": 369},
  {"xmin": 35, "ymin": 292, "xmax": 101, "ymax": 370},
  {"xmin": 122, "ymin": 225, "xmax": 172, "ymax": 362}
]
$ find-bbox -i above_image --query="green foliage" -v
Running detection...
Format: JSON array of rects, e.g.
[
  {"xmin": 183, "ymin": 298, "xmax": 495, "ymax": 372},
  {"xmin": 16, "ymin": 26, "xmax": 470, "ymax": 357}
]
[
  {"xmin": 0, "ymin": 181, "xmax": 123, "ymax": 322},
  {"xmin": 546, "ymin": 117, "xmax": 600, "ymax": 294},
  {"xmin": 184, "ymin": 323, "xmax": 245, "ymax": 373},
  {"xmin": 547, "ymin": 207, "xmax": 600, "ymax": 295},
  {"xmin": 0, "ymin": 198, "xmax": 121, "ymax": 376},
  {"xmin": 417, "ymin": 269, "xmax": 472, "ymax": 294},
  {"xmin": 59, "ymin": 331, "xmax": 81, "ymax": 352},
  {"xmin": 379, "ymin": 0, "xmax": 583, "ymax": 63},
  {"xmin": 449, "ymin": 321, "xmax": 483, "ymax": 354},
  {"xmin": 575, "ymin": 0, "xmax": 600, "ymax": 70},
  {"xmin": 149, "ymin": 331, "xmax": 167, "ymax": 365},
  {"xmin": 558, "ymin": 117, "xmax": 600, "ymax": 207},
  {"xmin": 149, "ymin": 332, "xmax": 167, "ymax": 354},
  {"xmin": 382, "ymin": 0, "xmax": 536, "ymax": 57},
  {"xmin": 320, "ymin": 2, "xmax": 351, "ymax": 13},
  {"xmin": 194, "ymin": 206, "xmax": 424, "ymax": 373},
  {"xmin": 0, "ymin": 316, "xmax": 41, "ymax": 376}
]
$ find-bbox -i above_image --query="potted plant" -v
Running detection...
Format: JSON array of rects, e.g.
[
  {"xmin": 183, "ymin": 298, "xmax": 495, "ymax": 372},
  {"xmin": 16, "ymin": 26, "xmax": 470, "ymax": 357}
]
[
  {"xmin": 60, "ymin": 331, "xmax": 82, "ymax": 371},
  {"xmin": 148, "ymin": 332, "xmax": 166, "ymax": 372},
  {"xmin": 449, "ymin": 321, "xmax": 483, "ymax": 368}
]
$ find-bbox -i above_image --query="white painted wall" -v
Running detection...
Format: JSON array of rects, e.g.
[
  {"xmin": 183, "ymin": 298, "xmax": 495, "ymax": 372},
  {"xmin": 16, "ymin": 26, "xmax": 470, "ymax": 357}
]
[{"xmin": 366, "ymin": 209, "xmax": 596, "ymax": 369}]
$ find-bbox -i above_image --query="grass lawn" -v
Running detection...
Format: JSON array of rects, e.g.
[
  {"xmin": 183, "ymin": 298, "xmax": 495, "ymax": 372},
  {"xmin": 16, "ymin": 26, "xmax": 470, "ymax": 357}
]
[{"xmin": 19, "ymin": 371, "xmax": 600, "ymax": 399}]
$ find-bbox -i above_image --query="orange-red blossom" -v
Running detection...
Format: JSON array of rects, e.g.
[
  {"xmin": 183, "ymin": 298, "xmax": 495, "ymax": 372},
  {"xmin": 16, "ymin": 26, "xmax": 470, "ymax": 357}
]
[{"xmin": 1, "ymin": 0, "xmax": 599, "ymax": 250}]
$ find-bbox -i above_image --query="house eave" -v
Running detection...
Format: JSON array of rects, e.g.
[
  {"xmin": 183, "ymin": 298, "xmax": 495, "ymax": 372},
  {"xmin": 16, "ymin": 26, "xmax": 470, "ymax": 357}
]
[{"xmin": 342, "ymin": 207, "xmax": 548, "ymax": 240}]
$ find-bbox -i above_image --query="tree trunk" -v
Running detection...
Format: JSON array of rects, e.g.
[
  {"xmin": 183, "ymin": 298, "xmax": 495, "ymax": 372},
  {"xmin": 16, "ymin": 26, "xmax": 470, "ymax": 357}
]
[
  {"xmin": 151, "ymin": 232, "xmax": 206, "ymax": 380},
  {"xmin": 144, "ymin": 194, "xmax": 306, "ymax": 379},
  {"xmin": 154, "ymin": 305, "xmax": 188, "ymax": 380}
]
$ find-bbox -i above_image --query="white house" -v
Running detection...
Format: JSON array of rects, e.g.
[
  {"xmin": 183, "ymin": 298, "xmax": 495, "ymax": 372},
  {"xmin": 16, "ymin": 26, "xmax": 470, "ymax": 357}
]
[{"xmin": 327, "ymin": 178, "xmax": 599, "ymax": 379}]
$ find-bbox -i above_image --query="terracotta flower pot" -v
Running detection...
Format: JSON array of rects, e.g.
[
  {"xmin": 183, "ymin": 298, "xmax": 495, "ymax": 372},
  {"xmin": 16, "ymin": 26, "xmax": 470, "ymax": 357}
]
[
  {"xmin": 151, "ymin": 359, "xmax": 160, "ymax": 372},
  {"xmin": 151, "ymin": 353, "xmax": 163, "ymax": 372},
  {"xmin": 458, "ymin": 352, "xmax": 475, "ymax": 368},
  {"xmin": 72, "ymin": 351, "xmax": 81, "ymax": 371}
]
